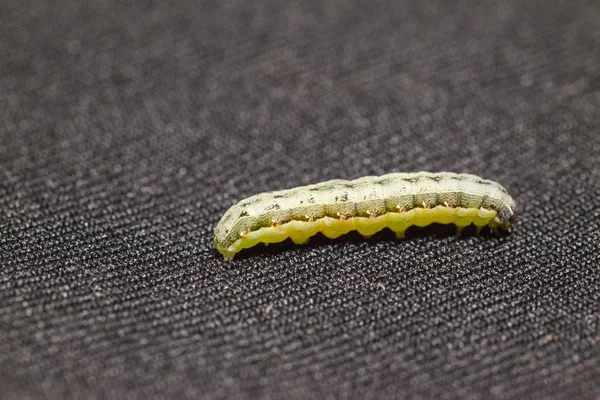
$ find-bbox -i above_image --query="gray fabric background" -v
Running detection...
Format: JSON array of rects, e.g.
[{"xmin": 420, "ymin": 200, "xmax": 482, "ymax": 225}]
[{"xmin": 1, "ymin": 1, "xmax": 599, "ymax": 398}]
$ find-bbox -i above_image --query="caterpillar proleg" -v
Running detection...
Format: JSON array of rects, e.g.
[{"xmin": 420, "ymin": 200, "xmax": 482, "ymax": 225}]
[{"xmin": 214, "ymin": 172, "xmax": 517, "ymax": 259}]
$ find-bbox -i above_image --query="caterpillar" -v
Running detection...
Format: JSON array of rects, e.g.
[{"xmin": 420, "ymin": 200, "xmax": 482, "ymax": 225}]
[{"xmin": 213, "ymin": 172, "xmax": 517, "ymax": 260}]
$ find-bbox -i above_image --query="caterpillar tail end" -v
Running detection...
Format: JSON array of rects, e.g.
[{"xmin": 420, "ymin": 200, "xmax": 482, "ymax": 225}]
[
  {"xmin": 215, "ymin": 244, "xmax": 236, "ymax": 261},
  {"xmin": 214, "ymin": 232, "xmax": 238, "ymax": 260}
]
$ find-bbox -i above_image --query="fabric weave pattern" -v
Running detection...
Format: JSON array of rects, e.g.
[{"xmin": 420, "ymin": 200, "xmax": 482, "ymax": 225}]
[{"xmin": 1, "ymin": 1, "xmax": 600, "ymax": 399}]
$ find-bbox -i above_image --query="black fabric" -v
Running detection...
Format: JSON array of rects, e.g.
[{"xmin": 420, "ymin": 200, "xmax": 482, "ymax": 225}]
[{"xmin": 2, "ymin": 1, "xmax": 600, "ymax": 399}]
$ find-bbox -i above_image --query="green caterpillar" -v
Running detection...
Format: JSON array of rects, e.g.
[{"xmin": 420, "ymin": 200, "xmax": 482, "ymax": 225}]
[{"xmin": 214, "ymin": 172, "xmax": 517, "ymax": 260}]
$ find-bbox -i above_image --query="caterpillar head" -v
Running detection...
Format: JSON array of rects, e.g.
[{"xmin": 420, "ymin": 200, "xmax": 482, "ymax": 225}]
[{"xmin": 497, "ymin": 204, "xmax": 517, "ymax": 232}]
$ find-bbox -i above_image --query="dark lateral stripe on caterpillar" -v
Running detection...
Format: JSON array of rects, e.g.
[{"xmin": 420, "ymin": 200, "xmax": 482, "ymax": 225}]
[{"xmin": 213, "ymin": 172, "xmax": 517, "ymax": 259}]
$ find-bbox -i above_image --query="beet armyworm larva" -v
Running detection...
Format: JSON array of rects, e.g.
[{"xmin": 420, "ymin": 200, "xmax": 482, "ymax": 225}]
[{"xmin": 213, "ymin": 172, "xmax": 517, "ymax": 259}]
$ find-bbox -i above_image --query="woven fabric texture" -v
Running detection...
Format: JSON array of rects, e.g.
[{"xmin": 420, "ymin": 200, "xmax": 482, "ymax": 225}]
[{"xmin": 1, "ymin": 1, "xmax": 600, "ymax": 399}]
